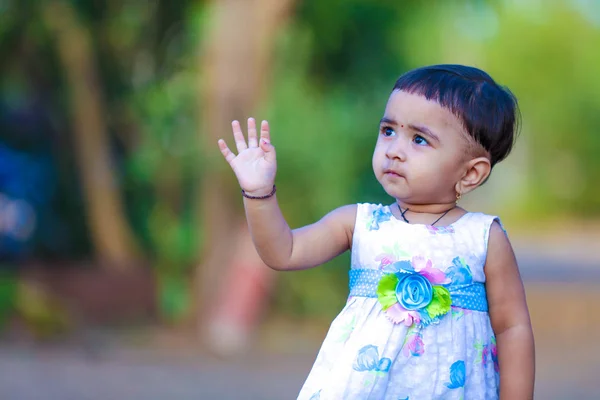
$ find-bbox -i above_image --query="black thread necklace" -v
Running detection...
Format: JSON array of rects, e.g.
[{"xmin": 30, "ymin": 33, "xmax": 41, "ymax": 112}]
[{"xmin": 397, "ymin": 204, "xmax": 455, "ymax": 226}]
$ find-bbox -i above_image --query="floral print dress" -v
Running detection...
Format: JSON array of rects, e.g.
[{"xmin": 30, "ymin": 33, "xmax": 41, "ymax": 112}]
[{"xmin": 297, "ymin": 203, "xmax": 501, "ymax": 400}]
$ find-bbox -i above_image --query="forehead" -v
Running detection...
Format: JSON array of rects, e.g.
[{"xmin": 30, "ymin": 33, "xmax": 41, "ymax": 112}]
[{"xmin": 383, "ymin": 90, "xmax": 467, "ymax": 140}]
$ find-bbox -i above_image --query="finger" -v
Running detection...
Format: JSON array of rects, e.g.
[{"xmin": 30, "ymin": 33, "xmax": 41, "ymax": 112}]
[
  {"xmin": 259, "ymin": 120, "xmax": 271, "ymax": 144},
  {"xmin": 247, "ymin": 118, "xmax": 258, "ymax": 148},
  {"xmin": 259, "ymin": 121, "xmax": 276, "ymax": 164},
  {"xmin": 260, "ymin": 139, "xmax": 277, "ymax": 163},
  {"xmin": 231, "ymin": 120, "xmax": 248, "ymax": 152},
  {"xmin": 218, "ymin": 139, "xmax": 236, "ymax": 164}
]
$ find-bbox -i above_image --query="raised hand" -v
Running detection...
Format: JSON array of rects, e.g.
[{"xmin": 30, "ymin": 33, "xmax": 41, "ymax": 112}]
[{"xmin": 218, "ymin": 118, "xmax": 277, "ymax": 196}]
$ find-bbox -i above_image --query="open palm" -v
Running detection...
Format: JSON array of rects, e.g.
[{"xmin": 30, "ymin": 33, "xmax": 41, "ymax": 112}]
[{"xmin": 218, "ymin": 118, "xmax": 277, "ymax": 195}]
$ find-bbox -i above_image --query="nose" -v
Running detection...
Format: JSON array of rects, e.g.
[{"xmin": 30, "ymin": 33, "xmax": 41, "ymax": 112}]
[{"xmin": 385, "ymin": 136, "xmax": 407, "ymax": 161}]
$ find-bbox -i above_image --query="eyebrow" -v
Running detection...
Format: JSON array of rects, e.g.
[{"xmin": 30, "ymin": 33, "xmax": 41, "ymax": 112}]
[
  {"xmin": 407, "ymin": 123, "xmax": 441, "ymax": 143},
  {"xmin": 379, "ymin": 117, "xmax": 441, "ymax": 143},
  {"xmin": 379, "ymin": 117, "xmax": 396, "ymax": 125}
]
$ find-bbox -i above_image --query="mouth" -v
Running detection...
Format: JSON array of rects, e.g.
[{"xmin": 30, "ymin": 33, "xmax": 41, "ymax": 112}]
[{"xmin": 383, "ymin": 169, "xmax": 403, "ymax": 178}]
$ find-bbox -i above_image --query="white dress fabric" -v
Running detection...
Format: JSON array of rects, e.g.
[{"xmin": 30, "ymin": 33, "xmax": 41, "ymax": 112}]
[{"xmin": 297, "ymin": 203, "xmax": 500, "ymax": 400}]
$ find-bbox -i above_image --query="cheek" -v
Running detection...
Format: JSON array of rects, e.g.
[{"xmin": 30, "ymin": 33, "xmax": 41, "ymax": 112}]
[
  {"xmin": 372, "ymin": 152, "xmax": 380, "ymax": 175},
  {"xmin": 434, "ymin": 157, "xmax": 464, "ymax": 182},
  {"xmin": 372, "ymin": 145, "xmax": 385, "ymax": 166},
  {"xmin": 414, "ymin": 153, "xmax": 459, "ymax": 179}
]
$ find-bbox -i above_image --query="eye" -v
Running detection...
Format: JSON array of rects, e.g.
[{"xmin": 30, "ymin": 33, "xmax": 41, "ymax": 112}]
[
  {"xmin": 381, "ymin": 126, "xmax": 395, "ymax": 137},
  {"xmin": 413, "ymin": 135, "xmax": 429, "ymax": 146}
]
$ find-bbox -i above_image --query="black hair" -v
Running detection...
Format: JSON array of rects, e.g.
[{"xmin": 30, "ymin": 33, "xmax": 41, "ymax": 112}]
[{"xmin": 393, "ymin": 64, "xmax": 519, "ymax": 168}]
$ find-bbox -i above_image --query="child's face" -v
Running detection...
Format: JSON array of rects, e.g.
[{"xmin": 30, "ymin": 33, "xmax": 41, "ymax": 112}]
[{"xmin": 372, "ymin": 90, "xmax": 473, "ymax": 205}]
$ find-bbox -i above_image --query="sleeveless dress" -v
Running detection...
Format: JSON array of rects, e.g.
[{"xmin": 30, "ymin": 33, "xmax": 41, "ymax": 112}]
[{"xmin": 297, "ymin": 203, "xmax": 501, "ymax": 400}]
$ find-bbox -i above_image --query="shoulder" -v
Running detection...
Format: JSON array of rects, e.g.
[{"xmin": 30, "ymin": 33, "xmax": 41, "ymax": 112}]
[
  {"xmin": 459, "ymin": 212, "xmax": 505, "ymax": 239},
  {"xmin": 321, "ymin": 204, "xmax": 358, "ymax": 232},
  {"xmin": 356, "ymin": 202, "xmax": 389, "ymax": 215},
  {"xmin": 484, "ymin": 218, "xmax": 518, "ymax": 278},
  {"xmin": 456, "ymin": 212, "xmax": 509, "ymax": 262},
  {"xmin": 322, "ymin": 203, "xmax": 387, "ymax": 234},
  {"xmin": 462, "ymin": 211, "xmax": 500, "ymax": 224},
  {"xmin": 327, "ymin": 203, "xmax": 358, "ymax": 220},
  {"xmin": 486, "ymin": 220, "xmax": 513, "ymax": 260}
]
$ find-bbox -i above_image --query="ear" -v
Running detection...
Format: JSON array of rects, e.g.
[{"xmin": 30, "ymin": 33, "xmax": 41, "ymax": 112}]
[{"xmin": 455, "ymin": 157, "xmax": 491, "ymax": 196}]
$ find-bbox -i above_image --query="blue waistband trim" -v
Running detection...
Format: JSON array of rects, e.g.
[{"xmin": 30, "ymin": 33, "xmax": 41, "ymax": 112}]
[{"xmin": 349, "ymin": 269, "xmax": 488, "ymax": 312}]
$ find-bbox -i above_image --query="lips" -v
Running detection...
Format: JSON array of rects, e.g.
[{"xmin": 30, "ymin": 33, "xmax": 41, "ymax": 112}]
[{"xmin": 383, "ymin": 169, "xmax": 403, "ymax": 178}]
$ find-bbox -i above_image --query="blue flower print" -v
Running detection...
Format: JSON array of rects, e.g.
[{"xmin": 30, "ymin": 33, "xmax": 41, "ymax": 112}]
[
  {"xmin": 381, "ymin": 259, "xmax": 413, "ymax": 274},
  {"xmin": 377, "ymin": 357, "xmax": 392, "ymax": 372},
  {"xmin": 446, "ymin": 360, "xmax": 466, "ymax": 389},
  {"xmin": 353, "ymin": 345, "xmax": 378, "ymax": 371},
  {"xmin": 445, "ymin": 257, "xmax": 473, "ymax": 285},
  {"xmin": 367, "ymin": 208, "xmax": 392, "ymax": 231},
  {"xmin": 309, "ymin": 390, "xmax": 321, "ymax": 400},
  {"xmin": 353, "ymin": 345, "xmax": 392, "ymax": 373}
]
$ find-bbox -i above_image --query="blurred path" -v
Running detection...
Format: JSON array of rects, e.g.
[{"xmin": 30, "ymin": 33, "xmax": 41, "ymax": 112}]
[
  {"xmin": 0, "ymin": 343, "xmax": 312, "ymax": 400},
  {"xmin": 1, "ymin": 239, "xmax": 599, "ymax": 399},
  {"xmin": 513, "ymin": 233, "xmax": 600, "ymax": 283},
  {"xmin": 0, "ymin": 323, "xmax": 598, "ymax": 400}
]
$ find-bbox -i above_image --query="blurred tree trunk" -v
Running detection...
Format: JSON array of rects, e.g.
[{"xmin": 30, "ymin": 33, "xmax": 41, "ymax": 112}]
[
  {"xmin": 196, "ymin": 0, "xmax": 294, "ymax": 344},
  {"xmin": 43, "ymin": 2, "xmax": 140, "ymax": 270}
]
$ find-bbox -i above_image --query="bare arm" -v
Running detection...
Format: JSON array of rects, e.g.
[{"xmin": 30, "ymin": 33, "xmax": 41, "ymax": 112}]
[
  {"xmin": 218, "ymin": 118, "xmax": 356, "ymax": 270},
  {"xmin": 485, "ymin": 222, "xmax": 535, "ymax": 399},
  {"xmin": 244, "ymin": 198, "xmax": 356, "ymax": 270}
]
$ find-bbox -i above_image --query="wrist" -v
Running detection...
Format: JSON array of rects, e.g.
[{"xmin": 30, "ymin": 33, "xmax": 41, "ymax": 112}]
[{"xmin": 241, "ymin": 185, "xmax": 276, "ymax": 199}]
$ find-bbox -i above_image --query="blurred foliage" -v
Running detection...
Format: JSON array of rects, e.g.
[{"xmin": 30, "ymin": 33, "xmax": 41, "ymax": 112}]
[
  {"xmin": 397, "ymin": 0, "xmax": 600, "ymax": 219},
  {"xmin": 14, "ymin": 279, "xmax": 71, "ymax": 338},
  {"xmin": 0, "ymin": 271, "xmax": 17, "ymax": 328},
  {"xmin": 0, "ymin": 0, "xmax": 599, "ymax": 320}
]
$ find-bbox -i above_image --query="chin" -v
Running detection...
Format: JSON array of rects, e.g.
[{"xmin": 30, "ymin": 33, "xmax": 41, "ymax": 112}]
[
  {"xmin": 380, "ymin": 185, "xmax": 408, "ymax": 200},
  {"xmin": 374, "ymin": 173, "xmax": 406, "ymax": 198}
]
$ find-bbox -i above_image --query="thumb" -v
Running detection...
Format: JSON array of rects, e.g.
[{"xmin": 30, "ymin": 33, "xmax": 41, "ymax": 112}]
[{"xmin": 260, "ymin": 139, "xmax": 277, "ymax": 163}]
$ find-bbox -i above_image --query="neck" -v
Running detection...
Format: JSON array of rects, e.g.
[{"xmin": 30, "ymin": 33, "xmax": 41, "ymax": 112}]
[{"xmin": 396, "ymin": 200, "xmax": 457, "ymax": 215}]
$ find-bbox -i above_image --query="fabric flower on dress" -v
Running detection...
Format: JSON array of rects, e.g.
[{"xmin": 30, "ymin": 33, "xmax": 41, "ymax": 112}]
[{"xmin": 376, "ymin": 257, "xmax": 452, "ymax": 327}]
